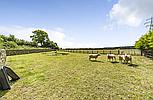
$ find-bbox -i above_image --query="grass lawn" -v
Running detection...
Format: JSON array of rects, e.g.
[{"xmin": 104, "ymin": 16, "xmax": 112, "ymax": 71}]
[{"xmin": 1, "ymin": 52, "xmax": 153, "ymax": 100}]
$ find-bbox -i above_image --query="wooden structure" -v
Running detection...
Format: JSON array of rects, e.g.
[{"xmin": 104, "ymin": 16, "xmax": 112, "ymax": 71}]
[{"xmin": 0, "ymin": 49, "xmax": 20, "ymax": 90}]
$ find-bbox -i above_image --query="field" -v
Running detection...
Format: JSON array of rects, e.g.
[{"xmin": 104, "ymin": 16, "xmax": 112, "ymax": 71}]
[{"xmin": 1, "ymin": 52, "xmax": 153, "ymax": 100}]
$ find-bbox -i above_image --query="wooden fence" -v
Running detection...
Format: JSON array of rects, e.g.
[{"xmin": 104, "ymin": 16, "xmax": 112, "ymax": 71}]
[
  {"xmin": 62, "ymin": 48, "xmax": 142, "ymax": 56},
  {"xmin": 6, "ymin": 49, "xmax": 53, "ymax": 56},
  {"xmin": 5, "ymin": 48, "xmax": 153, "ymax": 58},
  {"xmin": 142, "ymin": 49, "xmax": 153, "ymax": 59}
]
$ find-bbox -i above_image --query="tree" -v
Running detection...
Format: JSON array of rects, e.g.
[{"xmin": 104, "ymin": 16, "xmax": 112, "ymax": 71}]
[
  {"xmin": 43, "ymin": 40, "xmax": 59, "ymax": 49},
  {"xmin": 30, "ymin": 30, "xmax": 49, "ymax": 47},
  {"xmin": 3, "ymin": 41, "xmax": 18, "ymax": 49},
  {"xmin": 8, "ymin": 34, "xmax": 17, "ymax": 42},
  {"xmin": 30, "ymin": 41, "xmax": 38, "ymax": 47},
  {"xmin": 30, "ymin": 29, "xmax": 59, "ymax": 49},
  {"xmin": 135, "ymin": 30, "xmax": 153, "ymax": 49},
  {"xmin": 0, "ymin": 35, "xmax": 7, "ymax": 42},
  {"xmin": 0, "ymin": 37, "xmax": 4, "ymax": 42}
]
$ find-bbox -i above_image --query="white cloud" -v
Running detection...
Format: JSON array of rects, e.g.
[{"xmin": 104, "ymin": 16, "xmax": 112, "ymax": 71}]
[
  {"xmin": 101, "ymin": 23, "xmax": 114, "ymax": 31},
  {"xmin": 0, "ymin": 26, "xmax": 101, "ymax": 48},
  {"xmin": 0, "ymin": 26, "xmax": 35, "ymax": 41},
  {"xmin": 61, "ymin": 41, "xmax": 101, "ymax": 48},
  {"xmin": 54, "ymin": 27, "xmax": 64, "ymax": 32},
  {"xmin": 109, "ymin": 0, "xmax": 153, "ymax": 27},
  {"xmin": 0, "ymin": 26, "xmax": 66, "ymax": 47}
]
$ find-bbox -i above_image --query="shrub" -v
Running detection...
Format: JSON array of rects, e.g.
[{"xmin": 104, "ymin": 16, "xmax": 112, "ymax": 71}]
[
  {"xmin": 3, "ymin": 41, "xmax": 18, "ymax": 49},
  {"xmin": 135, "ymin": 31, "xmax": 153, "ymax": 49}
]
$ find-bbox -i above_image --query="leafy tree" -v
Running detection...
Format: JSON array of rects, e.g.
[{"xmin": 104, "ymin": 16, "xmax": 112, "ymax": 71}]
[
  {"xmin": 30, "ymin": 29, "xmax": 59, "ymax": 49},
  {"xmin": 30, "ymin": 41, "xmax": 38, "ymax": 47},
  {"xmin": 8, "ymin": 34, "xmax": 17, "ymax": 42},
  {"xmin": 3, "ymin": 41, "xmax": 18, "ymax": 49},
  {"xmin": 0, "ymin": 35, "xmax": 7, "ymax": 42},
  {"xmin": 135, "ymin": 31, "xmax": 153, "ymax": 49},
  {"xmin": 0, "ymin": 37, "xmax": 4, "ymax": 49},
  {"xmin": 0, "ymin": 37, "xmax": 4, "ymax": 42},
  {"xmin": 0, "ymin": 31, "xmax": 59, "ymax": 49},
  {"xmin": 43, "ymin": 40, "xmax": 59, "ymax": 49},
  {"xmin": 30, "ymin": 30, "xmax": 49, "ymax": 47},
  {"xmin": 16, "ymin": 39, "xmax": 25, "ymax": 45}
]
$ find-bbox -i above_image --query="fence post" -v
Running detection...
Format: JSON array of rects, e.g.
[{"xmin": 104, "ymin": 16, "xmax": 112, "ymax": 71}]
[
  {"xmin": 134, "ymin": 51, "xmax": 136, "ymax": 56},
  {"xmin": 141, "ymin": 50, "xmax": 143, "ymax": 56},
  {"xmin": 152, "ymin": 50, "xmax": 153, "ymax": 59},
  {"xmin": 118, "ymin": 50, "xmax": 120, "ymax": 55},
  {"xmin": 110, "ymin": 51, "xmax": 111, "ymax": 54}
]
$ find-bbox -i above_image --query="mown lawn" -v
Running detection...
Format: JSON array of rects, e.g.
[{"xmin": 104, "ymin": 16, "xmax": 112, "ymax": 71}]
[{"xmin": 1, "ymin": 52, "xmax": 153, "ymax": 100}]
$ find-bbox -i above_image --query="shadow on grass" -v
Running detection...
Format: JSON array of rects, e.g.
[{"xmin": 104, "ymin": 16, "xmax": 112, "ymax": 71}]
[
  {"xmin": 0, "ymin": 90, "xmax": 9, "ymax": 98},
  {"xmin": 111, "ymin": 61, "xmax": 119, "ymax": 64},
  {"xmin": 90, "ymin": 60, "xmax": 104, "ymax": 63},
  {"xmin": 0, "ymin": 79, "xmax": 19, "ymax": 98},
  {"xmin": 128, "ymin": 64, "xmax": 138, "ymax": 67}
]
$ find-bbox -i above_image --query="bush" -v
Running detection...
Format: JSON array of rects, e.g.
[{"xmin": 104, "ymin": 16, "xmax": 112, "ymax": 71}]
[
  {"xmin": 0, "ymin": 43, "xmax": 4, "ymax": 49},
  {"xmin": 3, "ymin": 41, "xmax": 18, "ymax": 49},
  {"xmin": 135, "ymin": 31, "xmax": 153, "ymax": 49}
]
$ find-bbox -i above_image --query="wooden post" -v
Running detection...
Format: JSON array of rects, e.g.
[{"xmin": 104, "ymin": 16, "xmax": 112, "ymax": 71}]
[
  {"xmin": 110, "ymin": 51, "xmax": 111, "ymax": 54},
  {"xmin": 152, "ymin": 49, "xmax": 153, "ymax": 59},
  {"xmin": 118, "ymin": 50, "xmax": 120, "ymax": 55}
]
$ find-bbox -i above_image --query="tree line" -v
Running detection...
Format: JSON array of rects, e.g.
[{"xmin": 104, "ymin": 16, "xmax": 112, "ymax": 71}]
[
  {"xmin": 135, "ymin": 30, "xmax": 153, "ymax": 49},
  {"xmin": 0, "ymin": 29, "xmax": 59, "ymax": 49}
]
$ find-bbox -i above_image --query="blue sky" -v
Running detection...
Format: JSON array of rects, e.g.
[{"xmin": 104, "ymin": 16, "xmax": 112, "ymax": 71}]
[{"xmin": 0, "ymin": 0, "xmax": 152, "ymax": 48}]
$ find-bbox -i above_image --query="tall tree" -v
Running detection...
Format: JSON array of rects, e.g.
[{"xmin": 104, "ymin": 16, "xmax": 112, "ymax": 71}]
[
  {"xmin": 30, "ymin": 30, "xmax": 49, "ymax": 47},
  {"xmin": 8, "ymin": 34, "xmax": 17, "ymax": 42},
  {"xmin": 135, "ymin": 31, "xmax": 153, "ymax": 49}
]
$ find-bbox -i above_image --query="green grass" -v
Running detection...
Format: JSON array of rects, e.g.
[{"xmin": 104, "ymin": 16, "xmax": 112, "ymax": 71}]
[{"xmin": 1, "ymin": 52, "xmax": 153, "ymax": 100}]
